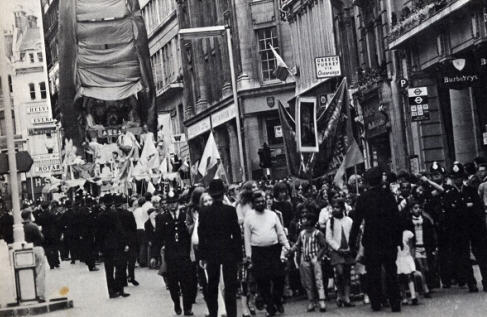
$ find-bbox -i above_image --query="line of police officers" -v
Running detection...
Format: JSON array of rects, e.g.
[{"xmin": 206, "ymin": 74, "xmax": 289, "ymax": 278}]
[{"xmin": 411, "ymin": 161, "xmax": 487, "ymax": 292}]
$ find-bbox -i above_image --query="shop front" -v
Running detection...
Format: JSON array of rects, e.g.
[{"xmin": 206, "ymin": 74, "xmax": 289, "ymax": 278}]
[
  {"xmin": 186, "ymin": 104, "xmax": 241, "ymax": 183},
  {"xmin": 359, "ymin": 89, "xmax": 392, "ymax": 170}
]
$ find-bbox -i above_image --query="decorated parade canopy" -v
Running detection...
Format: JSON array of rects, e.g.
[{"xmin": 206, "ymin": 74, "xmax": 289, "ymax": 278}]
[{"xmin": 64, "ymin": 0, "xmax": 154, "ymax": 101}]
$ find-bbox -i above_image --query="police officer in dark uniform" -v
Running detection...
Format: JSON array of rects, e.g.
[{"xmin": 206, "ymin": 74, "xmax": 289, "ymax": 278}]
[
  {"xmin": 421, "ymin": 162, "xmax": 446, "ymax": 288},
  {"xmin": 79, "ymin": 196, "xmax": 99, "ymax": 271},
  {"xmin": 461, "ymin": 163, "xmax": 487, "ymax": 291},
  {"xmin": 97, "ymin": 194, "xmax": 131, "ymax": 298},
  {"xmin": 443, "ymin": 162, "xmax": 478, "ymax": 291},
  {"xmin": 151, "ymin": 190, "xmax": 194, "ymax": 316},
  {"xmin": 117, "ymin": 195, "xmax": 139, "ymax": 286}
]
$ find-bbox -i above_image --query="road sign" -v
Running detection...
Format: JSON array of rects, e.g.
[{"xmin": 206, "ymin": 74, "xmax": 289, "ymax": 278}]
[
  {"xmin": 399, "ymin": 78, "xmax": 409, "ymax": 89},
  {"xmin": 0, "ymin": 151, "xmax": 34, "ymax": 174},
  {"xmin": 407, "ymin": 87, "xmax": 429, "ymax": 122}
]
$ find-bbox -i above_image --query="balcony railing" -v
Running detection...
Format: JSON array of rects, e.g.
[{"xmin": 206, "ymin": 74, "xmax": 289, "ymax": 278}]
[{"xmin": 388, "ymin": 0, "xmax": 471, "ymax": 48}]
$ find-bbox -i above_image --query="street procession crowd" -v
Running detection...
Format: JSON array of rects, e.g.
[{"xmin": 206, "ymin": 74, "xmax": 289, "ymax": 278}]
[{"xmin": 2, "ymin": 158, "xmax": 487, "ymax": 316}]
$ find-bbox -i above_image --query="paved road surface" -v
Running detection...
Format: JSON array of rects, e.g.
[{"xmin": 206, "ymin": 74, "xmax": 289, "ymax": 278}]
[{"xmin": 38, "ymin": 261, "xmax": 487, "ymax": 317}]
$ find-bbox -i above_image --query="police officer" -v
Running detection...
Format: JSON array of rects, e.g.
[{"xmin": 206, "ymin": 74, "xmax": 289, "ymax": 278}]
[
  {"xmin": 443, "ymin": 162, "xmax": 478, "ymax": 291},
  {"xmin": 79, "ymin": 196, "xmax": 99, "ymax": 271},
  {"xmin": 421, "ymin": 162, "xmax": 446, "ymax": 288},
  {"xmin": 97, "ymin": 194, "xmax": 131, "ymax": 298},
  {"xmin": 152, "ymin": 190, "xmax": 194, "ymax": 316},
  {"xmin": 461, "ymin": 163, "xmax": 487, "ymax": 291}
]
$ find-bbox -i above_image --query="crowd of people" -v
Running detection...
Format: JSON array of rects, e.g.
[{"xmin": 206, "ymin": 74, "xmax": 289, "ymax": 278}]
[{"xmin": 1, "ymin": 158, "xmax": 487, "ymax": 316}]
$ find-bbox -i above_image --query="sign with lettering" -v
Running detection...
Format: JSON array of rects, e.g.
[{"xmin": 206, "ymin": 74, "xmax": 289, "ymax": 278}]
[
  {"xmin": 31, "ymin": 153, "xmax": 62, "ymax": 176},
  {"xmin": 27, "ymin": 104, "xmax": 50, "ymax": 114},
  {"xmin": 187, "ymin": 117, "xmax": 211, "ymax": 140},
  {"xmin": 408, "ymin": 87, "xmax": 429, "ymax": 121},
  {"xmin": 440, "ymin": 58, "xmax": 482, "ymax": 89},
  {"xmin": 28, "ymin": 126, "xmax": 56, "ymax": 136},
  {"xmin": 315, "ymin": 56, "xmax": 341, "ymax": 79},
  {"xmin": 31, "ymin": 116, "xmax": 55, "ymax": 125},
  {"xmin": 211, "ymin": 104, "xmax": 236, "ymax": 128}
]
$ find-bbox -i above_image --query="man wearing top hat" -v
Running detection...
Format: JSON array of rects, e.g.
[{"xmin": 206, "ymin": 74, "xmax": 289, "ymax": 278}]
[
  {"xmin": 198, "ymin": 179, "xmax": 242, "ymax": 317},
  {"xmin": 152, "ymin": 189, "xmax": 194, "ymax": 316},
  {"xmin": 349, "ymin": 167, "xmax": 402, "ymax": 312}
]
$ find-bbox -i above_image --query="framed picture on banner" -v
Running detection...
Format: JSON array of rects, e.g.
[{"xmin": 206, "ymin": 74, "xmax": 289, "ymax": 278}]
[{"xmin": 296, "ymin": 97, "xmax": 319, "ymax": 152}]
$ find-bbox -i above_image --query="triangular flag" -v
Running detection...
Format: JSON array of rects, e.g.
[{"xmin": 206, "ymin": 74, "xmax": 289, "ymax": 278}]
[
  {"xmin": 198, "ymin": 132, "xmax": 221, "ymax": 176},
  {"xmin": 147, "ymin": 181, "xmax": 156, "ymax": 194},
  {"xmin": 333, "ymin": 139, "xmax": 364, "ymax": 188},
  {"xmin": 269, "ymin": 44, "xmax": 289, "ymax": 81}
]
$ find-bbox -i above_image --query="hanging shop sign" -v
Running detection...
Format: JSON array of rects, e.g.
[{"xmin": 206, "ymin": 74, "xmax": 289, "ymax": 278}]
[
  {"xmin": 315, "ymin": 55, "xmax": 341, "ymax": 79},
  {"xmin": 440, "ymin": 57, "xmax": 483, "ymax": 89},
  {"xmin": 408, "ymin": 87, "xmax": 429, "ymax": 122}
]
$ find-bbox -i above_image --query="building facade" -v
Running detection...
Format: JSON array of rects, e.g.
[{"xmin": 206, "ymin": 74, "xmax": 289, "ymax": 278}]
[
  {"xmin": 140, "ymin": 0, "xmax": 188, "ymax": 163},
  {"xmin": 178, "ymin": 0, "xmax": 296, "ymax": 182},
  {"xmin": 388, "ymin": 0, "xmax": 487, "ymax": 172}
]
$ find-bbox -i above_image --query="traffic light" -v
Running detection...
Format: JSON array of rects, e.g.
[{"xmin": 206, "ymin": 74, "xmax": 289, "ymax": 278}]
[{"xmin": 258, "ymin": 144, "xmax": 272, "ymax": 168}]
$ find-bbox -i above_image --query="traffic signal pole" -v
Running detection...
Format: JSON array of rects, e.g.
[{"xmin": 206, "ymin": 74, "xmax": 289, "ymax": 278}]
[{"xmin": 0, "ymin": 27, "xmax": 24, "ymax": 244}]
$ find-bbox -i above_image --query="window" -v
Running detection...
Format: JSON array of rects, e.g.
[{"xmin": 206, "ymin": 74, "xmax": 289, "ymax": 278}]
[
  {"xmin": 8, "ymin": 75, "xmax": 12, "ymax": 93},
  {"xmin": 29, "ymin": 53, "xmax": 35, "ymax": 63},
  {"xmin": 29, "ymin": 83, "xmax": 36, "ymax": 100},
  {"xmin": 256, "ymin": 27, "xmax": 279, "ymax": 81},
  {"xmin": 39, "ymin": 82, "xmax": 47, "ymax": 99},
  {"xmin": 151, "ymin": 50, "xmax": 163, "ymax": 90},
  {"xmin": 37, "ymin": 52, "xmax": 43, "ymax": 63}
]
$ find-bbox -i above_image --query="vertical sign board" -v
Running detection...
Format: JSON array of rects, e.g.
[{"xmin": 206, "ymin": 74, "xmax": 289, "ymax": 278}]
[
  {"xmin": 408, "ymin": 87, "xmax": 430, "ymax": 121},
  {"xmin": 296, "ymin": 97, "xmax": 319, "ymax": 152},
  {"xmin": 315, "ymin": 56, "xmax": 342, "ymax": 79}
]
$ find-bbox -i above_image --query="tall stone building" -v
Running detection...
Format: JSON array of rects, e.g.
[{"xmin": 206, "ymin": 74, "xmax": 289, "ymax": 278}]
[
  {"xmin": 388, "ymin": 0, "xmax": 487, "ymax": 171},
  {"xmin": 140, "ymin": 0, "xmax": 188, "ymax": 161},
  {"xmin": 178, "ymin": 0, "xmax": 296, "ymax": 182}
]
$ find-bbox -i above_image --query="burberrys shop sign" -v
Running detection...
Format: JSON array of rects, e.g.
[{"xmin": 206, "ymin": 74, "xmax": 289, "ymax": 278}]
[{"xmin": 440, "ymin": 56, "xmax": 487, "ymax": 89}]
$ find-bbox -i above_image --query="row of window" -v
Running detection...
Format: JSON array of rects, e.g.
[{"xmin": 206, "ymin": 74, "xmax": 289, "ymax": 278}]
[
  {"xmin": 20, "ymin": 51, "xmax": 43, "ymax": 63},
  {"xmin": 29, "ymin": 82, "xmax": 47, "ymax": 100},
  {"xmin": 151, "ymin": 39, "xmax": 178, "ymax": 91},
  {"xmin": 149, "ymin": 26, "xmax": 281, "ymax": 84},
  {"xmin": 141, "ymin": 0, "xmax": 176, "ymax": 34}
]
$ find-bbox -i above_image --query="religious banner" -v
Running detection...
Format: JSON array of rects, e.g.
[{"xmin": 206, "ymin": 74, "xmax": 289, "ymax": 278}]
[{"xmin": 278, "ymin": 78, "xmax": 358, "ymax": 179}]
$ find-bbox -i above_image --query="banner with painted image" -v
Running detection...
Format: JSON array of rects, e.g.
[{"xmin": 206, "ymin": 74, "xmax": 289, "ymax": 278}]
[
  {"xmin": 296, "ymin": 97, "xmax": 319, "ymax": 152},
  {"xmin": 278, "ymin": 78, "xmax": 355, "ymax": 179}
]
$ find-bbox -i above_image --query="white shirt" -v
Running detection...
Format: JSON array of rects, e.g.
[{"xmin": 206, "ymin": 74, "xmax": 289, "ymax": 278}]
[
  {"xmin": 325, "ymin": 216, "xmax": 353, "ymax": 251},
  {"xmin": 244, "ymin": 209, "xmax": 289, "ymax": 257},
  {"xmin": 133, "ymin": 201, "xmax": 153, "ymax": 230}
]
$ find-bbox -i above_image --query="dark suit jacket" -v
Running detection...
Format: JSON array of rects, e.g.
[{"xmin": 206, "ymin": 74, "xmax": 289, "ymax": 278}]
[
  {"xmin": 198, "ymin": 201, "xmax": 242, "ymax": 264},
  {"xmin": 350, "ymin": 186, "xmax": 402, "ymax": 258},
  {"xmin": 153, "ymin": 210, "xmax": 191, "ymax": 263},
  {"xmin": 96, "ymin": 209, "xmax": 128, "ymax": 256}
]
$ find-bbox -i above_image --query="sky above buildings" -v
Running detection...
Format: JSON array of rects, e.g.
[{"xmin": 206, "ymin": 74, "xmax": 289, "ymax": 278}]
[{"xmin": 2, "ymin": 0, "xmax": 40, "ymax": 30}]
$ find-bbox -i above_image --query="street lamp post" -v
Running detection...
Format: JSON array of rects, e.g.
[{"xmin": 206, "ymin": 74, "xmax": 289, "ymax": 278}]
[
  {"xmin": 179, "ymin": 26, "xmax": 247, "ymax": 182},
  {"xmin": 0, "ymin": 27, "xmax": 24, "ymax": 244}
]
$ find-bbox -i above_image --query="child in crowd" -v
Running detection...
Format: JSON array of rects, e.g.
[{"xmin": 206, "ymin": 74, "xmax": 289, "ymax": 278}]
[
  {"xmin": 326, "ymin": 199, "xmax": 355, "ymax": 308},
  {"xmin": 290, "ymin": 204, "xmax": 327, "ymax": 312},
  {"xmin": 396, "ymin": 230, "xmax": 419, "ymax": 305},
  {"xmin": 410, "ymin": 200, "xmax": 434, "ymax": 298}
]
